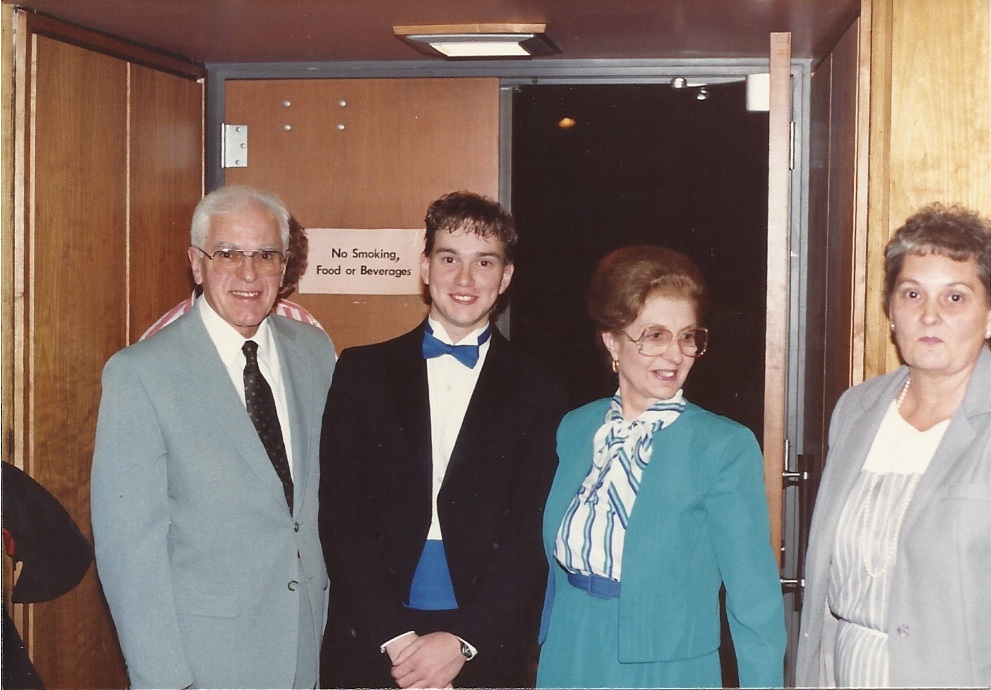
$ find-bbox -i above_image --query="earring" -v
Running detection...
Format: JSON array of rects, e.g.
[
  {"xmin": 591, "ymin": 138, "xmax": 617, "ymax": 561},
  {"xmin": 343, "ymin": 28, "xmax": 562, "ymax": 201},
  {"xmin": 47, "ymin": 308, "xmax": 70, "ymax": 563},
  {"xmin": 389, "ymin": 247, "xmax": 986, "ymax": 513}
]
[
  {"xmin": 611, "ymin": 359, "xmax": 619, "ymax": 374},
  {"xmin": 890, "ymin": 323, "xmax": 895, "ymax": 331}
]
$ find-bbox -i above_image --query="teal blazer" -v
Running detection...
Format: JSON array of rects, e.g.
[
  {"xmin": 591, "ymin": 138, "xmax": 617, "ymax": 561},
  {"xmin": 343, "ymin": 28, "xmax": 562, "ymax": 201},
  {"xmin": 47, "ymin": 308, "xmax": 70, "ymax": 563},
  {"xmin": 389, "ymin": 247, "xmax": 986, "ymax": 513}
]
[{"xmin": 541, "ymin": 399, "xmax": 786, "ymax": 687}]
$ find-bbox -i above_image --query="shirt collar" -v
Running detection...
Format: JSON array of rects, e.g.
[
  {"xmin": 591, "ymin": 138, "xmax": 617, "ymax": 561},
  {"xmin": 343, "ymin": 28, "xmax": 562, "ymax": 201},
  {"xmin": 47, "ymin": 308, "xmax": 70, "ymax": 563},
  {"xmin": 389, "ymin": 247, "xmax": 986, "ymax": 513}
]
[
  {"xmin": 425, "ymin": 316, "xmax": 492, "ymax": 347},
  {"xmin": 197, "ymin": 295, "xmax": 275, "ymax": 367}
]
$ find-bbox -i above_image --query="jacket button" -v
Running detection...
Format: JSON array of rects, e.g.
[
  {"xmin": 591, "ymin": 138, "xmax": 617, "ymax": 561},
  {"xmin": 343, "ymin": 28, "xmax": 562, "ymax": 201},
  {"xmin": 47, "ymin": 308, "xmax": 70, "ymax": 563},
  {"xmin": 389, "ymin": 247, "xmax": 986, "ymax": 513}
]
[
  {"xmin": 288, "ymin": 580, "xmax": 299, "ymax": 591},
  {"xmin": 294, "ymin": 522, "xmax": 300, "ymax": 532},
  {"xmin": 896, "ymin": 624, "xmax": 909, "ymax": 637}
]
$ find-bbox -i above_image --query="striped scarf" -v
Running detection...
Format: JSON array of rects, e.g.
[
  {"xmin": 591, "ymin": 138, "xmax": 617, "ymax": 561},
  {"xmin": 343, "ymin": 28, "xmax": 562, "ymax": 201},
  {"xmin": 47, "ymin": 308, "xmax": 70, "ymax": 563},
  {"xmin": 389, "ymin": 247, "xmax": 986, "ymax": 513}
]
[{"xmin": 554, "ymin": 391, "xmax": 686, "ymax": 581}]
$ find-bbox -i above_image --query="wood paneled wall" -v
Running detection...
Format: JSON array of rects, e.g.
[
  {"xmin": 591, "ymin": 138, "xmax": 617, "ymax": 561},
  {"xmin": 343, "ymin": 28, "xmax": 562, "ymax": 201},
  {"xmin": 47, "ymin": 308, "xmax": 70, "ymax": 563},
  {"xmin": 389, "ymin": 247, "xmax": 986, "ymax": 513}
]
[
  {"xmin": 224, "ymin": 77, "xmax": 500, "ymax": 351},
  {"xmin": 9, "ymin": 13, "xmax": 203, "ymax": 688},
  {"xmin": 129, "ymin": 64, "xmax": 205, "ymax": 341},
  {"xmin": 864, "ymin": 0, "xmax": 991, "ymax": 379},
  {"xmin": 28, "ymin": 37, "xmax": 130, "ymax": 685}
]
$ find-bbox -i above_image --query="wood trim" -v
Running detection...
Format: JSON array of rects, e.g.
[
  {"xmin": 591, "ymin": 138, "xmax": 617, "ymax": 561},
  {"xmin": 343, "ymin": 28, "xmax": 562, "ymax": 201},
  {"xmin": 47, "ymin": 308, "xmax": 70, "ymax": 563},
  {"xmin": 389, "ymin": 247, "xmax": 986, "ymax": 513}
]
[
  {"xmin": 863, "ymin": 0, "xmax": 894, "ymax": 379},
  {"xmin": 11, "ymin": 9, "xmax": 29, "ymax": 476},
  {"xmin": 849, "ymin": 0, "xmax": 874, "ymax": 386},
  {"xmin": 3, "ymin": 0, "xmax": 24, "ymax": 647},
  {"xmin": 393, "ymin": 23, "xmax": 547, "ymax": 35},
  {"xmin": 764, "ymin": 31, "xmax": 792, "ymax": 563},
  {"xmin": 864, "ymin": 0, "xmax": 893, "ymax": 381},
  {"xmin": 21, "ymin": 10, "xmax": 205, "ymax": 80}
]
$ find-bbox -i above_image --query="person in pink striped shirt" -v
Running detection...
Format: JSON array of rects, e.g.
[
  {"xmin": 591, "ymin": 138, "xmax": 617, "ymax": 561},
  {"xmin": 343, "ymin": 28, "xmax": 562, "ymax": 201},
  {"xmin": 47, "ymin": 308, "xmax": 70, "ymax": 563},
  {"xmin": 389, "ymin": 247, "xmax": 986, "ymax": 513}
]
[{"xmin": 141, "ymin": 215, "xmax": 323, "ymax": 340}]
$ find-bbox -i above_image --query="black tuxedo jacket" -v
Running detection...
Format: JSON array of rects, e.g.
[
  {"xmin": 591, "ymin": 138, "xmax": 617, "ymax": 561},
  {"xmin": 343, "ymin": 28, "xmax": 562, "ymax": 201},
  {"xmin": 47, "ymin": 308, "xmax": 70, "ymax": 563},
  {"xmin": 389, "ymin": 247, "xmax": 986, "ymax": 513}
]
[{"xmin": 319, "ymin": 321, "xmax": 567, "ymax": 687}]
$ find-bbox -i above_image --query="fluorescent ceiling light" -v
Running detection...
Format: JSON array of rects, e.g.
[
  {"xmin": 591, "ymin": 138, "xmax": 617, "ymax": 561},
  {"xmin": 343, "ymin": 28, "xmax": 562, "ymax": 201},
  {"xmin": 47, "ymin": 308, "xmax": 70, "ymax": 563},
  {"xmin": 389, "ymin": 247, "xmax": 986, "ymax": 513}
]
[{"xmin": 394, "ymin": 24, "xmax": 559, "ymax": 59}]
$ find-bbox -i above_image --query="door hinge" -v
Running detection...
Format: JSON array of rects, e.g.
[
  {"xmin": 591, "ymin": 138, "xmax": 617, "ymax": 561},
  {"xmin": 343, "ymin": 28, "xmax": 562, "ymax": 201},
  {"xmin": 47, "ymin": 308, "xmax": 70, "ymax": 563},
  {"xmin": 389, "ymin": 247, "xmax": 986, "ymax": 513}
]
[
  {"xmin": 789, "ymin": 121, "xmax": 796, "ymax": 171},
  {"xmin": 221, "ymin": 123, "xmax": 248, "ymax": 169}
]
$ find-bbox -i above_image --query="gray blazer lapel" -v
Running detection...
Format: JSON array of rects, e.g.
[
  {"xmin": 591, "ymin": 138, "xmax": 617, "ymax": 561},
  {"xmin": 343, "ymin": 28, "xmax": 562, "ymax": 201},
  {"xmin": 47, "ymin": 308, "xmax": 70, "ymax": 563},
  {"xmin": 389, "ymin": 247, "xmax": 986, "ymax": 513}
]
[
  {"xmin": 807, "ymin": 368, "xmax": 909, "ymax": 578},
  {"xmin": 176, "ymin": 310, "xmax": 293, "ymax": 513},
  {"xmin": 901, "ymin": 347, "xmax": 991, "ymax": 535},
  {"xmin": 272, "ymin": 318, "xmax": 311, "ymax": 513}
]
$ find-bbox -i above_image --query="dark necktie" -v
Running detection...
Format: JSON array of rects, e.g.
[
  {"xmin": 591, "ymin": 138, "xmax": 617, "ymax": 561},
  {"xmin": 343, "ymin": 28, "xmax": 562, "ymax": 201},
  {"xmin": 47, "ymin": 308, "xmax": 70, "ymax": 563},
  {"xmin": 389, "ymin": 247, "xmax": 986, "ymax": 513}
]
[
  {"xmin": 242, "ymin": 340, "xmax": 293, "ymax": 512},
  {"xmin": 421, "ymin": 324, "xmax": 492, "ymax": 368}
]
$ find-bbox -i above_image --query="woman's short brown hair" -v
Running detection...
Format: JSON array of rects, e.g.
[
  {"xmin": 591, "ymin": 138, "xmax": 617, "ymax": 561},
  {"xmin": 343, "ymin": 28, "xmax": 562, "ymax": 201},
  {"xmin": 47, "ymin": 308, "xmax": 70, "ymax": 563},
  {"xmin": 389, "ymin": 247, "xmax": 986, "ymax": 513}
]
[
  {"xmin": 883, "ymin": 203, "xmax": 991, "ymax": 312},
  {"xmin": 588, "ymin": 245, "xmax": 709, "ymax": 333}
]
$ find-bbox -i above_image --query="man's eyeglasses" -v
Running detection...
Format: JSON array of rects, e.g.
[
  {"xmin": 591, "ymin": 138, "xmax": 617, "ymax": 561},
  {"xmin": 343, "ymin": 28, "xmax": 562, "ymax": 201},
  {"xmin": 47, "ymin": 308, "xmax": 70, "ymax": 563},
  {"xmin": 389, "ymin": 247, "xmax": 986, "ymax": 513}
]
[
  {"xmin": 622, "ymin": 325, "xmax": 709, "ymax": 358},
  {"xmin": 194, "ymin": 247, "xmax": 286, "ymax": 276}
]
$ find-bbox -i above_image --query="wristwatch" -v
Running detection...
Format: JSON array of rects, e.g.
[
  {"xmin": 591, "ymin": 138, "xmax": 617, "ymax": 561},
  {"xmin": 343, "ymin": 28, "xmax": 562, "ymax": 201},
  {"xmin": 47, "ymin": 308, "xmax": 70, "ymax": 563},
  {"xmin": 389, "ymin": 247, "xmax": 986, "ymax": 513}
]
[{"xmin": 459, "ymin": 639, "xmax": 476, "ymax": 661}]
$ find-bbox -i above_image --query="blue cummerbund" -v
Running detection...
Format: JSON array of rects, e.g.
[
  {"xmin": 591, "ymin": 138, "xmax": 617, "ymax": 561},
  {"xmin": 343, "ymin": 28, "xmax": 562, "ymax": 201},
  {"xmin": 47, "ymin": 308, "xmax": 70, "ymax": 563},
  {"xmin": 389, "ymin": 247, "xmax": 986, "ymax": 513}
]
[{"xmin": 406, "ymin": 539, "xmax": 459, "ymax": 611}]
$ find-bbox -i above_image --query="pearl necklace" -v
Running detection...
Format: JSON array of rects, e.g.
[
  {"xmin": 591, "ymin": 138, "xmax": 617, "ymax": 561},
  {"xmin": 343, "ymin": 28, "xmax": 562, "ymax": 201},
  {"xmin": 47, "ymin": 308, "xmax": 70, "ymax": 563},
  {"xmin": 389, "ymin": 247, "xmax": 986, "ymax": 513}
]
[
  {"xmin": 860, "ymin": 377, "xmax": 913, "ymax": 578},
  {"xmin": 895, "ymin": 376, "xmax": 911, "ymax": 409}
]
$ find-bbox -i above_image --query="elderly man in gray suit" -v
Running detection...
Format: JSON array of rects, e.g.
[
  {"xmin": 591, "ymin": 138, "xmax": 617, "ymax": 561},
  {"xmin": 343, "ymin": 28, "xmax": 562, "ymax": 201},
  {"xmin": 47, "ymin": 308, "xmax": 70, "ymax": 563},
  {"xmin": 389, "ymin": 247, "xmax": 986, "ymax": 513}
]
[{"xmin": 91, "ymin": 185, "xmax": 335, "ymax": 689}]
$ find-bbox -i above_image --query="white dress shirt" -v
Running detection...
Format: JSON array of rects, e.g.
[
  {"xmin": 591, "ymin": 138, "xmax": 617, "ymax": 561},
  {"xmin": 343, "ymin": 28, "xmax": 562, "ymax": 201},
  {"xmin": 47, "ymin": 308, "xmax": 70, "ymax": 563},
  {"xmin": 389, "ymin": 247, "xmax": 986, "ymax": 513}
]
[
  {"xmin": 197, "ymin": 296, "xmax": 294, "ymax": 475},
  {"xmin": 424, "ymin": 317, "xmax": 491, "ymax": 540}
]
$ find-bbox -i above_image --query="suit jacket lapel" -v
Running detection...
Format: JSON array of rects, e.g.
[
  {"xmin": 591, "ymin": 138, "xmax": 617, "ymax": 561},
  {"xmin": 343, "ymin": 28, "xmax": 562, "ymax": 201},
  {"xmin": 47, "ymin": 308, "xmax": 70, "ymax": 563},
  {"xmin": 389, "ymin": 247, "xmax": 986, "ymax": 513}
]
[
  {"xmin": 390, "ymin": 324, "xmax": 433, "ymax": 485},
  {"xmin": 806, "ymin": 368, "xmax": 909, "ymax": 581},
  {"xmin": 175, "ymin": 310, "xmax": 294, "ymax": 514},
  {"xmin": 446, "ymin": 329, "xmax": 514, "ymax": 478}
]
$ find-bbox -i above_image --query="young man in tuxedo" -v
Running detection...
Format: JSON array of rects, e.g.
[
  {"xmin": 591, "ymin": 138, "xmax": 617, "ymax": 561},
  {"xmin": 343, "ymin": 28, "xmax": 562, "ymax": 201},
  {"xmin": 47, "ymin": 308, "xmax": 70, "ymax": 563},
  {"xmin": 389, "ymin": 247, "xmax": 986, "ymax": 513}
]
[{"xmin": 319, "ymin": 191, "xmax": 567, "ymax": 688}]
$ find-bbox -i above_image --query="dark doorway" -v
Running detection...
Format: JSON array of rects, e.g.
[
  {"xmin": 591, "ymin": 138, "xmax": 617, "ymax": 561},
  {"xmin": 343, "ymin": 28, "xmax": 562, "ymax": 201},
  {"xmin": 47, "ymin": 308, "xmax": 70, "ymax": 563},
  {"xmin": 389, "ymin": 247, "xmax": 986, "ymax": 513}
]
[
  {"xmin": 510, "ymin": 80, "xmax": 769, "ymax": 440},
  {"xmin": 509, "ymin": 81, "xmax": 771, "ymax": 687}
]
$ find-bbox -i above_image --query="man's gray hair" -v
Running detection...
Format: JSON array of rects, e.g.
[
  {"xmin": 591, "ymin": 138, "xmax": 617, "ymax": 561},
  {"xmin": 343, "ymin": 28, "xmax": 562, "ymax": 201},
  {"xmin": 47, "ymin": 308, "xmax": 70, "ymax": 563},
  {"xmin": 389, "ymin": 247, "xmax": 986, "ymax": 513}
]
[{"xmin": 190, "ymin": 185, "xmax": 291, "ymax": 249}]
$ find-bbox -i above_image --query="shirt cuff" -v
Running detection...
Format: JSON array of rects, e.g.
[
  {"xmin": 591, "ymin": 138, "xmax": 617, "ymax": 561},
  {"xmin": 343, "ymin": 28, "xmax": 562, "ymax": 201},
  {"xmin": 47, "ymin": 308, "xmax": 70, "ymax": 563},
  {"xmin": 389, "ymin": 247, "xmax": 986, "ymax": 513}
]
[
  {"xmin": 380, "ymin": 630, "xmax": 416, "ymax": 654},
  {"xmin": 379, "ymin": 631, "xmax": 478, "ymax": 660}
]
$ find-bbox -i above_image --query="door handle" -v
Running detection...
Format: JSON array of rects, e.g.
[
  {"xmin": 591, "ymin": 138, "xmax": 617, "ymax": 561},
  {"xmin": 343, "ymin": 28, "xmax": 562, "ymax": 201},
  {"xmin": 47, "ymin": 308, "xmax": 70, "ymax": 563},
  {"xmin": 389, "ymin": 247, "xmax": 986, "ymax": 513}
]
[{"xmin": 782, "ymin": 453, "xmax": 816, "ymax": 608}]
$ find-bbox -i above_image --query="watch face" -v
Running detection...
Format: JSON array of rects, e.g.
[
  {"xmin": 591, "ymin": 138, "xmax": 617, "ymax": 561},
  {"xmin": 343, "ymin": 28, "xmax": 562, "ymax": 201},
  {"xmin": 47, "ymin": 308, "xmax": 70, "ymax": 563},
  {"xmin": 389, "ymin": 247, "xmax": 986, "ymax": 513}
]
[{"xmin": 460, "ymin": 640, "xmax": 475, "ymax": 660}]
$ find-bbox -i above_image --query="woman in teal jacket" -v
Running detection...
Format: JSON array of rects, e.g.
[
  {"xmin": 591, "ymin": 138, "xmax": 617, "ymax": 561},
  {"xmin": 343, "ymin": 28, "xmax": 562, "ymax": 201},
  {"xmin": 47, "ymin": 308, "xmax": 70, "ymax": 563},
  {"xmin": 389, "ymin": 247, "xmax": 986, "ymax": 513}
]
[{"xmin": 537, "ymin": 246, "xmax": 785, "ymax": 688}]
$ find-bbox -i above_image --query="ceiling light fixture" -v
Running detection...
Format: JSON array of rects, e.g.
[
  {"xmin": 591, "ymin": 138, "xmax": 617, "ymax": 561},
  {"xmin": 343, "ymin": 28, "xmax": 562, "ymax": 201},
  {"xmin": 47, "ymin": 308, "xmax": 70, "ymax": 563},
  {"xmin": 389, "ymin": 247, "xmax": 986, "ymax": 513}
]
[{"xmin": 394, "ymin": 23, "xmax": 560, "ymax": 59}]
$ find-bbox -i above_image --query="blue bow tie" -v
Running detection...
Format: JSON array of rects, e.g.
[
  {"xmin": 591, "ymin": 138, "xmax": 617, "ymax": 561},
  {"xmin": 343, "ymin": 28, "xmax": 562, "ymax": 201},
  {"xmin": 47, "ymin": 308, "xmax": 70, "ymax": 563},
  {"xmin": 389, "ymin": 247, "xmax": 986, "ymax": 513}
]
[{"xmin": 422, "ymin": 324, "xmax": 492, "ymax": 368}]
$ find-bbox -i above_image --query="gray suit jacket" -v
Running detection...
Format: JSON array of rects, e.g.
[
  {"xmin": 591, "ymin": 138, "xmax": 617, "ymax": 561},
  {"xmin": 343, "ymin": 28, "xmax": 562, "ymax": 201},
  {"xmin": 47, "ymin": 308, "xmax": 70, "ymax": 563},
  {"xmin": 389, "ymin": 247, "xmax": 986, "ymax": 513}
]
[
  {"xmin": 796, "ymin": 347, "xmax": 991, "ymax": 687},
  {"xmin": 91, "ymin": 307, "xmax": 335, "ymax": 689}
]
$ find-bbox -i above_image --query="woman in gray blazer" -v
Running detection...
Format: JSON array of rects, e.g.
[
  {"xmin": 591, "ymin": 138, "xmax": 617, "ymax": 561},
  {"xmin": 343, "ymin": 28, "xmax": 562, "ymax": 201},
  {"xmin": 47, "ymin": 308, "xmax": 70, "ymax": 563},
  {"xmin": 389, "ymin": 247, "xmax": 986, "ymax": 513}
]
[{"xmin": 796, "ymin": 203, "xmax": 991, "ymax": 687}]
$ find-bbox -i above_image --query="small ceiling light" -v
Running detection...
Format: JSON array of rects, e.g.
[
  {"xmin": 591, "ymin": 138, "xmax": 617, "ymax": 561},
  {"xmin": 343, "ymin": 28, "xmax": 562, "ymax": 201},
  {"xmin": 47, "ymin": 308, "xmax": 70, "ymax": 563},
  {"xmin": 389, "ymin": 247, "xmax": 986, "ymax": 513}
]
[
  {"xmin": 394, "ymin": 23, "xmax": 560, "ymax": 59},
  {"xmin": 557, "ymin": 117, "xmax": 576, "ymax": 129},
  {"xmin": 670, "ymin": 77, "xmax": 688, "ymax": 89},
  {"xmin": 696, "ymin": 87, "xmax": 709, "ymax": 101}
]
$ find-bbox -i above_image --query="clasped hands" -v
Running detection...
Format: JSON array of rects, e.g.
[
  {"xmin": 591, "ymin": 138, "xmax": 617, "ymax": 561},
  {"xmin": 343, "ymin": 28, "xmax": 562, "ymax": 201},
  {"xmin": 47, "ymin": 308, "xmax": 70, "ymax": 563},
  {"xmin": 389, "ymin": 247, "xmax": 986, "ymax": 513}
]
[{"xmin": 385, "ymin": 631, "xmax": 465, "ymax": 689}]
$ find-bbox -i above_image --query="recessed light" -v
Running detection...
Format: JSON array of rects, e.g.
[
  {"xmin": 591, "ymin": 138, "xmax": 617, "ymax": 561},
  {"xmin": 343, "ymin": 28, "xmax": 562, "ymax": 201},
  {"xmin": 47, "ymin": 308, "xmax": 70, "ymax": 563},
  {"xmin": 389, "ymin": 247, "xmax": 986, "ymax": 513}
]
[{"xmin": 394, "ymin": 24, "xmax": 560, "ymax": 59}]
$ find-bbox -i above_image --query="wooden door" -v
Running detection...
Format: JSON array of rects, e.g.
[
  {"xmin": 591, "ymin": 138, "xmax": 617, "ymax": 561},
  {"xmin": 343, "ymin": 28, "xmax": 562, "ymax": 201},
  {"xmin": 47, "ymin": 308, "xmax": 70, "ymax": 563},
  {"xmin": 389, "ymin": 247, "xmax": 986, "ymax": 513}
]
[
  {"xmin": 764, "ymin": 32, "xmax": 792, "ymax": 565},
  {"xmin": 224, "ymin": 77, "xmax": 500, "ymax": 351}
]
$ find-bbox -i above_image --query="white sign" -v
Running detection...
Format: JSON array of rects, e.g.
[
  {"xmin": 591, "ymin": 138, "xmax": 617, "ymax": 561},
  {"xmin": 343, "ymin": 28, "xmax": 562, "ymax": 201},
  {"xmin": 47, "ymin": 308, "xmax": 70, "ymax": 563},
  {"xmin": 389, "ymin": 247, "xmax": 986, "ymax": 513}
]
[{"xmin": 299, "ymin": 228, "xmax": 426, "ymax": 295}]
